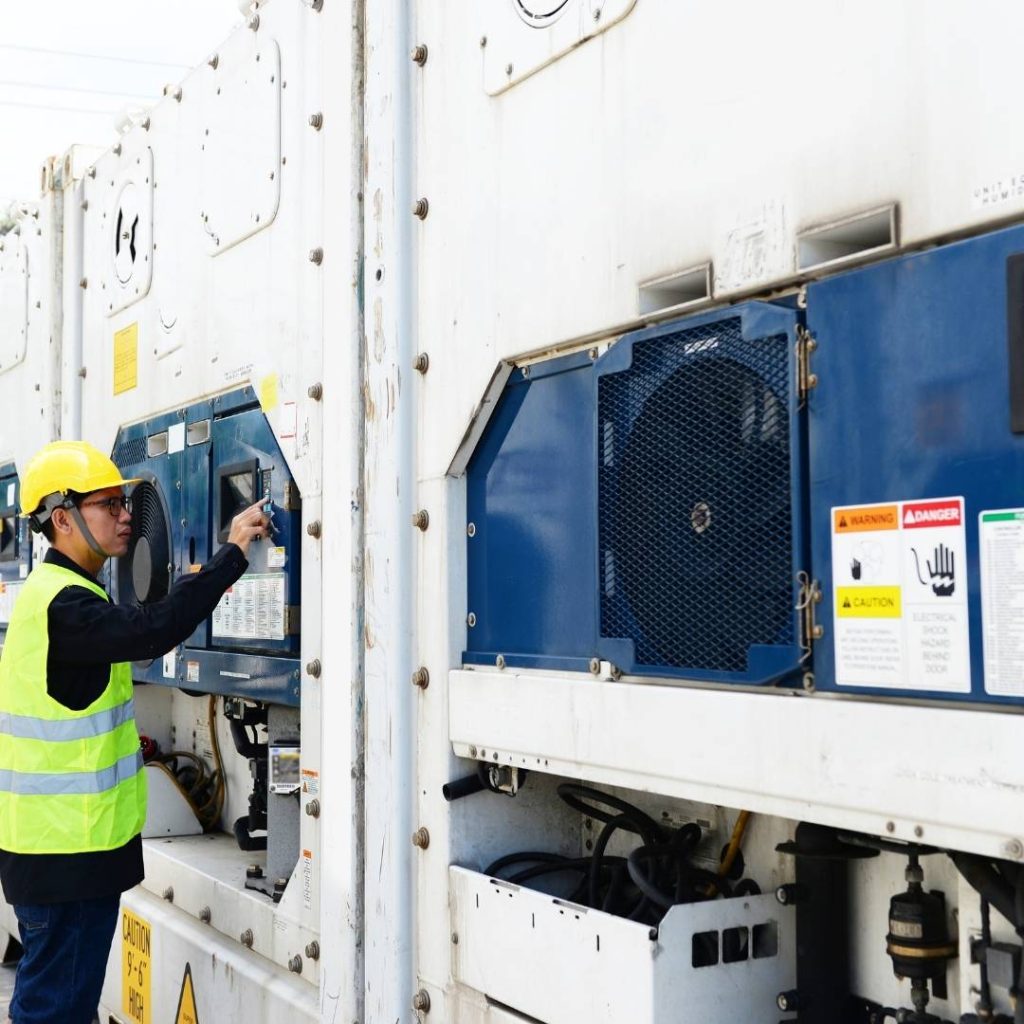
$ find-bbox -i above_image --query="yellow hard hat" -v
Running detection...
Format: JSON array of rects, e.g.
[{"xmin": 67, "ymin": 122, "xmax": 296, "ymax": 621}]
[{"xmin": 20, "ymin": 441, "xmax": 140, "ymax": 517}]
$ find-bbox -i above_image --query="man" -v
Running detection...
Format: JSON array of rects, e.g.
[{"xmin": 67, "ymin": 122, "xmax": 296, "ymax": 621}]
[{"xmin": 0, "ymin": 440, "xmax": 268, "ymax": 1024}]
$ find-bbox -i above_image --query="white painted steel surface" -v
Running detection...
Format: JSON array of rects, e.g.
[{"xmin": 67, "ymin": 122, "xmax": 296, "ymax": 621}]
[
  {"xmin": 98, "ymin": 887, "xmax": 317, "ymax": 1024},
  {"xmin": 363, "ymin": 0, "xmax": 415, "ymax": 1019},
  {"xmin": 451, "ymin": 866, "xmax": 796, "ymax": 1024},
  {"xmin": 449, "ymin": 669, "xmax": 1024, "ymax": 862}
]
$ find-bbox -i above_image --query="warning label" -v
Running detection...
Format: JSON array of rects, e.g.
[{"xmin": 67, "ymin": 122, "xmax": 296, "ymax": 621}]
[
  {"xmin": 122, "ymin": 908, "xmax": 151, "ymax": 1024},
  {"xmin": 831, "ymin": 496, "xmax": 970, "ymax": 693},
  {"xmin": 211, "ymin": 573, "xmax": 286, "ymax": 641},
  {"xmin": 174, "ymin": 962, "xmax": 199, "ymax": 1024},
  {"xmin": 979, "ymin": 509, "xmax": 1024, "ymax": 696}
]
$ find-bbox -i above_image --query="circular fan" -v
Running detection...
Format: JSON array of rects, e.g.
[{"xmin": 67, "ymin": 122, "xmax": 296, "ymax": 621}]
[
  {"xmin": 113, "ymin": 182, "xmax": 140, "ymax": 285},
  {"xmin": 611, "ymin": 356, "xmax": 792, "ymax": 672},
  {"xmin": 118, "ymin": 480, "xmax": 171, "ymax": 606}
]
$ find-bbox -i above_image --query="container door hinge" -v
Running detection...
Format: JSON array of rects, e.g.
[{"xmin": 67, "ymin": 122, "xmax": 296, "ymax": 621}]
[
  {"xmin": 796, "ymin": 325, "xmax": 818, "ymax": 406},
  {"xmin": 797, "ymin": 571, "xmax": 823, "ymax": 664},
  {"xmin": 282, "ymin": 480, "xmax": 301, "ymax": 511}
]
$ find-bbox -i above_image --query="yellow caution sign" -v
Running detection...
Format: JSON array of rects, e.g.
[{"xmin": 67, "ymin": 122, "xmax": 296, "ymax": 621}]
[
  {"xmin": 833, "ymin": 505, "xmax": 898, "ymax": 533},
  {"xmin": 121, "ymin": 908, "xmax": 151, "ymax": 1024},
  {"xmin": 836, "ymin": 586, "xmax": 902, "ymax": 619},
  {"xmin": 113, "ymin": 323, "xmax": 139, "ymax": 395},
  {"xmin": 174, "ymin": 962, "xmax": 200, "ymax": 1024}
]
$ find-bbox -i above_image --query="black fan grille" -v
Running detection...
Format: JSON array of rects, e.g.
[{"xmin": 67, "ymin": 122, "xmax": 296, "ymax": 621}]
[
  {"xmin": 117, "ymin": 480, "xmax": 170, "ymax": 605},
  {"xmin": 598, "ymin": 317, "xmax": 794, "ymax": 674}
]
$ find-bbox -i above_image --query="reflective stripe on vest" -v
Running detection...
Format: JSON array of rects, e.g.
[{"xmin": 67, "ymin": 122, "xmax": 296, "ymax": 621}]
[
  {"xmin": 0, "ymin": 697, "xmax": 135, "ymax": 742},
  {"xmin": 0, "ymin": 561, "xmax": 146, "ymax": 853},
  {"xmin": 0, "ymin": 749, "xmax": 144, "ymax": 796}
]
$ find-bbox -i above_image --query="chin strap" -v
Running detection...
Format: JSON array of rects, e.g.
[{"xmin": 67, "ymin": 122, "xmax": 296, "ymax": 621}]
[{"xmin": 67, "ymin": 504, "xmax": 113, "ymax": 561}]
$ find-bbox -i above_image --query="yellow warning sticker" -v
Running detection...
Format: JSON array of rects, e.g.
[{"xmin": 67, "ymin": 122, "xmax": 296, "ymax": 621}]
[
  {"xmin": 836, "ymin": 586, "xmax": 902, "ymax": 619},
  {"xmin": 833, "ymin": 505, "xmax": 898, "ymax": 533},
  {"xmin": 259, "ymin": 372, "xmax": 279, "ymax": 413},
  {"xmin": 113, "ymin": 323, "xmax": 139, "ymax": 395},
  {"xmin": 121, "ymin": 908, "xmax": 151, "ymax": 1024},
  {"xmin": 174, "ymin": 962, "xmax": 200, "ymax": 1024}
]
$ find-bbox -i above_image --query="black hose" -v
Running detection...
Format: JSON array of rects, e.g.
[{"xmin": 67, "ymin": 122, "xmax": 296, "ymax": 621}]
[{"xmin": 442, "ymin": 773, "xmax": 486, "ymax": 802}]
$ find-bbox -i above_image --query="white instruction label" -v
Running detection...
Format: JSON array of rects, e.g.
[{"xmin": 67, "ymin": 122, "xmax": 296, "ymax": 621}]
[
  {"xmin": 267, "ymin": 545, "xmax": 287, "ymax": 569},
  {"xmin": 162, "ymin": 649, "xmax": 176, "ymax": 680},
  {"xmin": 831, "ymin": 497, "xmax": 970, "ymax": 692},
  {"xmin": 211, "ymin": 573, "xmax": 286, "ymax": 640},
  {"xmin": 167, "ymin": 422, "xmax": 185, "ymax": 454},
  {"xmin": 302, "ymin": 848, "xmax": 313, "ymax": 910},
  {"xmin": 979, "ymin": 509, "xmax": 1024, "ymax": 696},
  {"xmin": 5, "ymin": 483, "xmax": 14, "ymax": 507}
]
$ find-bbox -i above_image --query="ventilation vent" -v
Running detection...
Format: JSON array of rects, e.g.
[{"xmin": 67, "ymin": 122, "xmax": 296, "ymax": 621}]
[
  {"xmin": 797, "ymin": 205, "xmax": 896, "ymax": 272},
  {"xmin": 113, "ymin": 437, "xmax": 148, "ymax": 466},
  {"xmin": 598, "ymin": 316, "xmax": 795, "ymax": 674}
]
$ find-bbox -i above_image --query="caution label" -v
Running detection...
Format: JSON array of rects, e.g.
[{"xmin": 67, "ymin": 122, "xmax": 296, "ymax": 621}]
[
  {"xmin": 113, "ymin": 323, "xmax": 139, "ymax": 395},
  {"xmin": 174, "ymin": 962, "xmax": 200, "ymax": 1024},
  {"xmin": 121, "ymin": 908, "xmax": 151, "ymax": 1024},
  {"xmin": 979, "ymin": 509, "xmax": 1024, "ymax": 696},
  {"xmin": 831, "ymin": 496, "xmax": 970, "ymax": 692}
]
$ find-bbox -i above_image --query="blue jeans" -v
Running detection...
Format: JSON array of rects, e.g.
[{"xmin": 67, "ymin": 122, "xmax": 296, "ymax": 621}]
[{"xmin": 10, "ymin": 895, "xmax": 119, "ymax": 1024}]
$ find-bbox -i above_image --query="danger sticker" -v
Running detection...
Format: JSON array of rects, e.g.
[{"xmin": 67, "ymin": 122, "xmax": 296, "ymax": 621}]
[{"xmin": 831, "ymin": 497, "xmax": 970, "ymax": 693}]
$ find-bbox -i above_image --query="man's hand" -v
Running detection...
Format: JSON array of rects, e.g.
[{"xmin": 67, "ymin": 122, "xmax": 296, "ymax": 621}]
[{"xmin": 226, "ymin": 501, "xmax": 271, "ymax": 557}]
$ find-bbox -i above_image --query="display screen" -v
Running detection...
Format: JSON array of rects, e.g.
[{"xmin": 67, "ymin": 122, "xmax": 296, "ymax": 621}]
[{"xmin": 218, "ymin": 467, "xmax": 256, "ymax": 538}]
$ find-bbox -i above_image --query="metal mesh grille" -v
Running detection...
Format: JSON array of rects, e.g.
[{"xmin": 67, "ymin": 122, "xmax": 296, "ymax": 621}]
[
  {"xmin": 599, "ymin": 317, "xmax": 794, "ymax": 673},
  {"xmin": 113, "ymin": 437, "xmax": 147, "ymax": 466}
]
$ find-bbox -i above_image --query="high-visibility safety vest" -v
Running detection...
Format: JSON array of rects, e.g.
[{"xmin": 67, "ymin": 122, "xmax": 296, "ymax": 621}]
[{"xmin": 0, "ymin": 562, "xmax": 146, "ymax": 853}]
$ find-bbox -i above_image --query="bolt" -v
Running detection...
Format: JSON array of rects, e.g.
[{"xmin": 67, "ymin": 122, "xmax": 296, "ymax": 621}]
[
  {"xmin": 589, "ymin": 658, "xmax": 601, "ymax": 675},
  {"xmin": 776, "ymin": 884, "xmax": 802, "ymax": 905},
  {"xmin": 113, "ymin": 143, "xmax": 122, "ymax": 156},
  {"xmin": 307, "ymin": 520, "xmax": 322, "ymax": 538},
  {"xmin": 162, "ymin": 886, "xmax": 174, "ymax": 902},
  {"xmin": 467, "ymin": 612, "xmax": 477, "ymax": 628},
  {"xmin": 886, "ymin": 821, "xmax": 896, "ymax": 833},
  {"xmin": 413, "ymin": 352, "xmax": 430, "ymax": 373},
  {"xmin": 308, "ymin": 246, "xmax": 324, "ymax": 264},
  {"xmin": 208, "ymin": 53, "xmax": 219, "ymax": 69},
  {"xmin": 80, "ymin": 199, "xmax": 89, "ymax": 211},
  {"xmin": 802, "ymin": 672, "xmax": 816, "ymax": 692},
  {"xmin": 79, "ymin": 277, "xmax": 88, "ymax": 289},
  {"xmin": 480, "ymin": 36, "xmax": 487, "ymax": 47},
  {"xmin": 308, "ymin": 382, "xmax": 323, "ymax": 400},
  {"xmin": 288, "ymin": 955, "xmax": 302, "ymax": 974},
  {"xmin": 305, "ymin": 941, "xmax": 320, "ymax": 960},
  {"xmin": 411, "ymin": 44, "xmax": 429, "ymax": 66},
  {"xmin": 914, "ymin": 825, "xmax": 924, "ymax": 838},
  {"xmin": 412, "ymin": 509, "xmax": 430, "ymax": 531},
  {"xmin": 88, "ymin": 167, "xmax": 96, "ymax": 178},
  {"xmin": 246, "ymin": 864, "xmax": 264, "ymax": 879},
  {"xmin": 412, "ymin": 667, "xmax": 430, "ymax": 689},
  {"xmin": 306, "ymin": 658, "xmax": 322, "ymax": 678},
  {"xmin": 248, "ymin": 13, "xmax": 260, "ymax": 30},
  {"xmin": 505, "ymin": 63, "xmax": 513, "ymax": 76},
  {"xmin": 1003, "ymin": 838, "xmax": 1024, "ymax": 860},
  {"xmin": 412, "ymin": 827, "xmax": 430, "ymax": 850},
  {"xmin": 305, "ymin": 799, "xmax": 321, "ymax": 818},
  {"xmin": 467, "ymin": 522, "xmax": 476, "ymax": 537},
  {"xmin": 412, "ymin": 989, "xmax": 431, "ymax": 1012},
  {"xmin": 141, "ymin": 116, "xmax": 151, "ymax": 130},
  {"xmin": 308, "ymin": 112, "xmax": 323, "ymax": 130},
  {"xmin": 413, "ymin": 197, "xmax": 430, "ymax": 220},
  {"xmin": 777, "ymin": 990, "xmax": 799, "ymax": 1013},
  {"xmin": 166, "ymin": 85, "xmax": 183, "ymax": 102},
  {"xmin": 240, "ymin": 929, "xmax": 253, "ymax": 948},
  {"xmin": 199, "ymin": 906, "xmax": 212, "ymax": 924},
  {"xmin": 451, "ymin": 932, "xmax": 459, "ymax": 945},
  {"xmin": 496, "ymin": 655, "xmax": 506, "ymax": 670}
]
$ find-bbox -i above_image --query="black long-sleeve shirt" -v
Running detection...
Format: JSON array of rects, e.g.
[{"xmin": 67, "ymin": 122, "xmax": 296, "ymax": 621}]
[{"xmin": 0, "ymin": 543, "xmax": 247, "ymax": 905}]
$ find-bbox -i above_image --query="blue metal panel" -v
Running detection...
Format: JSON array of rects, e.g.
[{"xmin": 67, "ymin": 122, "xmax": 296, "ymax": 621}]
[
  {"xmin": 110, "ymin": 387, "xmax": 301, "ymax": 705},
  {"xmin": 595, "ymin": 303, "xmax": 806, "ymax": 685},
  {"xmin": 464, "ymin": 353, "xmax": 598, "ymax": 671},
  {"xmin": 0, "ymin": 464, "xmax": 30, "ymax": 645},
  {"xmin": 807, "ymin": 223, "xmax": 1024, "ymax": 705}
]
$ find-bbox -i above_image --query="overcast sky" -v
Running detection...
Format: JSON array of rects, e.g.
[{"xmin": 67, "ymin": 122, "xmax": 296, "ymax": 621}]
[{"xmin": 0, "ymin": 0, "xmax": 243, "ymax": 207}]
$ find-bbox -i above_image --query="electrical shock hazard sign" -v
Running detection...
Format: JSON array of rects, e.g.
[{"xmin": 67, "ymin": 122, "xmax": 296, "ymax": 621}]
[
  {"xmin": 174, "ymin": 962, "xmax": 200, "ymax": 1024},
  {"xmin": 831, "ymin": 497, "xmax": 970, "ymax": 693}
]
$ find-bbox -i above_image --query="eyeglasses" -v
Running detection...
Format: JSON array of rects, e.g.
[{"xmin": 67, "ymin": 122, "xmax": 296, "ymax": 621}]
[{"xmin": 79, "ymin": 495, "xmax": 133, "ymax": 518}]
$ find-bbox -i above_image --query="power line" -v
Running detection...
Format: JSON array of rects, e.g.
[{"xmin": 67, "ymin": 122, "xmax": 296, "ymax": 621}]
[
  {"xmin": 0, "ymin": 98, "xmax": 120, "ymax": 116},
  {"xmin": 0, "ymin": 42, "xmax": 190, "ymax": 71},
  {"xmin": 0, "ymin": 79, "xmax": 155, "ymax": 101}
]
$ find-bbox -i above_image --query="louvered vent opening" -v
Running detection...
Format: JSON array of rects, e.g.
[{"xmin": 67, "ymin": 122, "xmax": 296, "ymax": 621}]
[
  {"xmin": 599, "ymin": 318, "xmax": 794, "ymax": 673},
  {"xmin": 117, "ymin": 480, "xmax": 171, "ymax": 606},
  {"xmin": 113, "ymin": 437, "xmax": 147, "ymax": 466}
]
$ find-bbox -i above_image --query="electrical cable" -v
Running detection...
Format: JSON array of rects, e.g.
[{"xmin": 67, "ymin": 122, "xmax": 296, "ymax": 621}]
[{"xmin": 484, "ymin": 783, "xmax": 758, "ymax": 926}]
